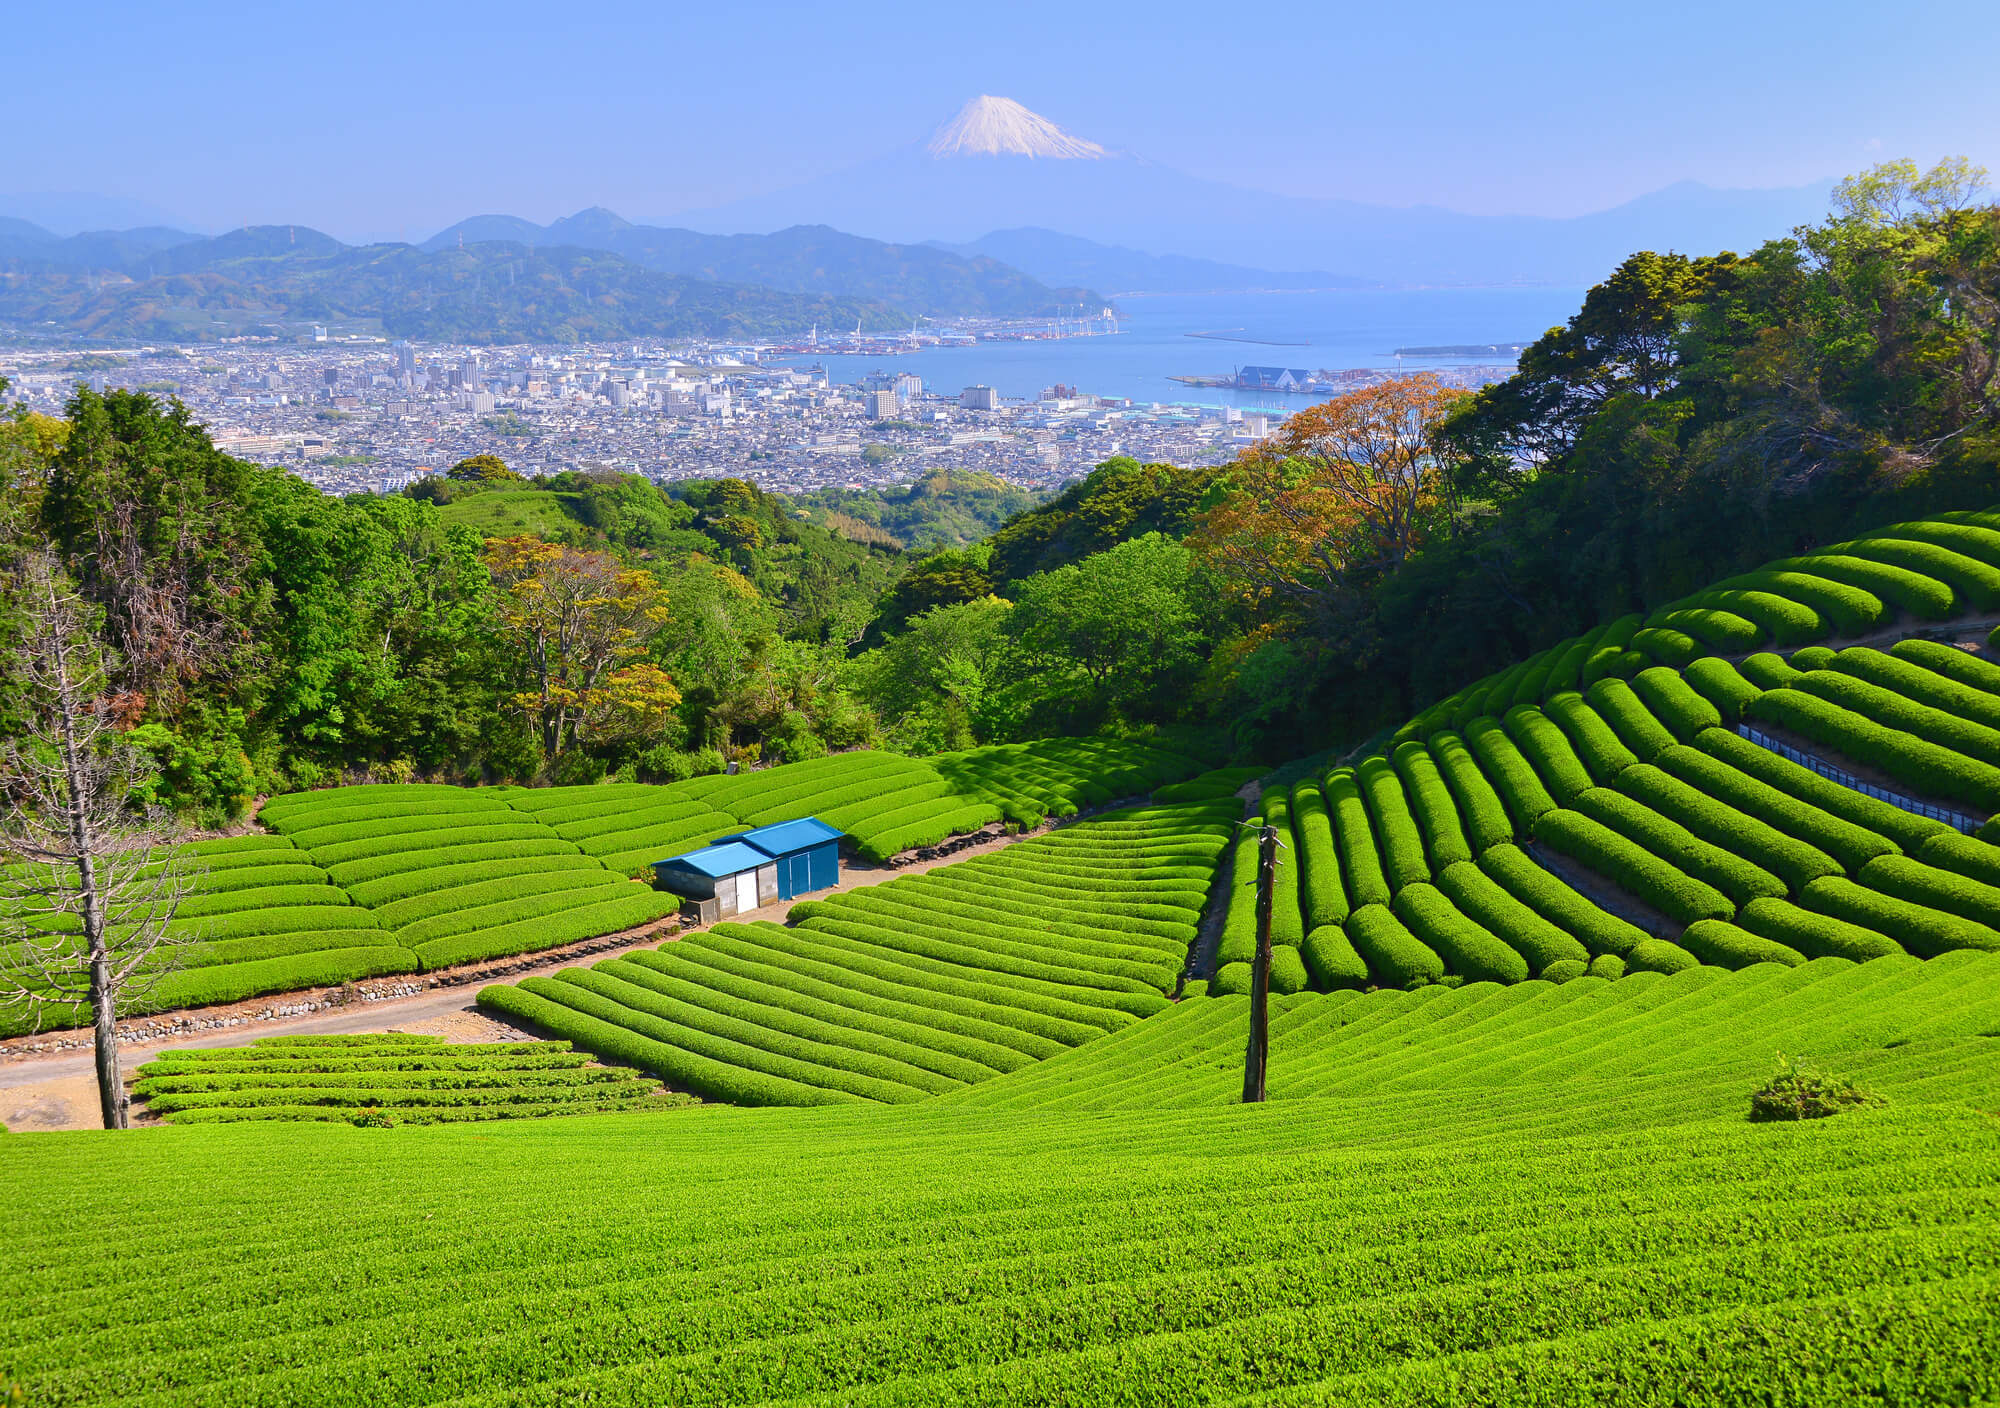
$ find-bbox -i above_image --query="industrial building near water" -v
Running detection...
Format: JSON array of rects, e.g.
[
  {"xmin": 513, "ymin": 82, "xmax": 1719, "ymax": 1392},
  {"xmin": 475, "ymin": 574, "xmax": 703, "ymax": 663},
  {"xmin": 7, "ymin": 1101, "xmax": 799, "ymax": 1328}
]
[{"xmin": 652, "ymin": 817, "xmax": 844, "ymax": 921}]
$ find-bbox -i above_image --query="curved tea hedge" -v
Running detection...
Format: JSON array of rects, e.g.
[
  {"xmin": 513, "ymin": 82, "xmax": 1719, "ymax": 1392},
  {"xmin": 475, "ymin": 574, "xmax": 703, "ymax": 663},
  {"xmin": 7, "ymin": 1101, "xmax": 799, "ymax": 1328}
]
[
  {"xmin": 478, "ymin": 801, "xmax": 1234, "ymax": 1105},
  {"xmin": 132, "ymin": 1033, "xmax": 671, "ymax": 1124}
]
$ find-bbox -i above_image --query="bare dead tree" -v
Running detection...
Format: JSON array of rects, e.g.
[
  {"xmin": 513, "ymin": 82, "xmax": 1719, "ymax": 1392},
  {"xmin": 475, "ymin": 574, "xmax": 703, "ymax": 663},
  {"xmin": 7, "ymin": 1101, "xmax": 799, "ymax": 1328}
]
[{"xmin": 0, "ymin": 552, "xmax": 199, "ymax": 1129}]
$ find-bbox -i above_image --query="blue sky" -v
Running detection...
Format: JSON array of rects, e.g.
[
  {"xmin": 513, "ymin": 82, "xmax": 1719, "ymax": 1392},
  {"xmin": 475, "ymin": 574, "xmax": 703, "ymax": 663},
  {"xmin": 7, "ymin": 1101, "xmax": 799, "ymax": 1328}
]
[{"xmin": 6, "ymin": 0, "xmax": 1995, "ymax": 240}]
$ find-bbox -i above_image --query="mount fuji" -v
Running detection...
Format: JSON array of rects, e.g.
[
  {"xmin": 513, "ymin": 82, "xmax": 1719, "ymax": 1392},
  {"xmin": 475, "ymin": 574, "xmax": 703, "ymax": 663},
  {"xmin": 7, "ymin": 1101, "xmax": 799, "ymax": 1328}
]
[{"xmin": 667, "ymin": 97, "xmax": 1834, "ymax": 288}]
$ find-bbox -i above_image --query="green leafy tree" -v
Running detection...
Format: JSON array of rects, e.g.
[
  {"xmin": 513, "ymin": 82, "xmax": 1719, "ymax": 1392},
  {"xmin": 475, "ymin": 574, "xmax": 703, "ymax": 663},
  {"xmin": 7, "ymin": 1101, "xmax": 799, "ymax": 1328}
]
[
  {"xmin": 448, "ymin": 453, "xmax": 518, "ymax": 483},
  {"xmin": 1005, "ymin": 533, "xmax": 1207, "ymax": 732}
]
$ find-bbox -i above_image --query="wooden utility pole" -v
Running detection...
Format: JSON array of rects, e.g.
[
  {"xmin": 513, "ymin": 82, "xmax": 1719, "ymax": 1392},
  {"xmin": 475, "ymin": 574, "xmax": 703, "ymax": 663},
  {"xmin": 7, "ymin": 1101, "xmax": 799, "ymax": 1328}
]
[{"xmin": 1242, "ymin": 823, "xmax": 1278, "ymax": 1104}]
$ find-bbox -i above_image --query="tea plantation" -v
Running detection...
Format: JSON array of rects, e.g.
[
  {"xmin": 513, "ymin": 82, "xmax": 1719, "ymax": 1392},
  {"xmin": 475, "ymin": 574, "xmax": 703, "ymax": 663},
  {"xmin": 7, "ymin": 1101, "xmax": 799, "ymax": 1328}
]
[
  {"xmin": 131, "ymin": 1033, "xmax": 673, "ymax": 1125},
  {"xmin": 11, "ymin": 510, "xmax": 2000, "ymax": 1402},
  {"xmin": 0, "ymin": 736, "xmax": 1211, "ymax": 1036}
]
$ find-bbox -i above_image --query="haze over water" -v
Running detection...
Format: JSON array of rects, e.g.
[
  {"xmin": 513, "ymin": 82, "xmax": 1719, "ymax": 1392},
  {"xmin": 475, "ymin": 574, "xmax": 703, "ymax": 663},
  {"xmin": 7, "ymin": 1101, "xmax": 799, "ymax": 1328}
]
[{"xmin": 781, "ymin": 286, "xmax": 1587, "ymax": 408}]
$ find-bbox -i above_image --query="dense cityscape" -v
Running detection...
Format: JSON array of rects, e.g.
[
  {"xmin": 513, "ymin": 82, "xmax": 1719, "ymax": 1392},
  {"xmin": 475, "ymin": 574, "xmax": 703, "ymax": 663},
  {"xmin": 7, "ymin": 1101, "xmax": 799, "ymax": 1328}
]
[{"xmin": 0, "ymin": 335, "xmax": 1515, "ymax": 495}]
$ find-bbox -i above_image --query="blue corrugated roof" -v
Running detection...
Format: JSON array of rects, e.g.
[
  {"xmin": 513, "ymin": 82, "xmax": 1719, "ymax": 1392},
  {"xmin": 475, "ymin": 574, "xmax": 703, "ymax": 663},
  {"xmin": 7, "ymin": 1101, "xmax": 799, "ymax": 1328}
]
[
  {"xmin": 728, "ymin": 816, "xmax": 845, "ymax": 857},
  {"xmin": 654, "ymin": 841, "xmax": 769, "ymax": 878}
]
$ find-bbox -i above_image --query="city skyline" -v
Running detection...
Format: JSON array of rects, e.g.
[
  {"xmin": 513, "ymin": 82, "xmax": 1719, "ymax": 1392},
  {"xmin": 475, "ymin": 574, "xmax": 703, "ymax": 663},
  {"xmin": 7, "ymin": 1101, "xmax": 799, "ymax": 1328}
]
[{"xmin": 6, "ymin": 0, "xmax": 1996, "ymax": 245}]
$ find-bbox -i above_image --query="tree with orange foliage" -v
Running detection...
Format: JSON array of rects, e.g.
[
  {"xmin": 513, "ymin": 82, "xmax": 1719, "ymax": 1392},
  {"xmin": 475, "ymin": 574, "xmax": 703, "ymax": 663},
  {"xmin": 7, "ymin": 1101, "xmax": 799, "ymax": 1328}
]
[
  {"xmin": 482, "ymin": 536, "xmax": 679, "ymax": 768},
  {"xmin": 1192, "ymin": 374, "xmax": 1468, "ymax": 606}
]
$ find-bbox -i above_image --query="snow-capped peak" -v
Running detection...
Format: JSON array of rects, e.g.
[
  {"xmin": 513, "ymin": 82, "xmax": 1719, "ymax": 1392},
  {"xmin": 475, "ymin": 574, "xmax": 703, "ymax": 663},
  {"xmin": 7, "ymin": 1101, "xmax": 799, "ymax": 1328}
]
[{"xmin": 925, "ymin": 96, "xmax": 1107, "ymax": 160}]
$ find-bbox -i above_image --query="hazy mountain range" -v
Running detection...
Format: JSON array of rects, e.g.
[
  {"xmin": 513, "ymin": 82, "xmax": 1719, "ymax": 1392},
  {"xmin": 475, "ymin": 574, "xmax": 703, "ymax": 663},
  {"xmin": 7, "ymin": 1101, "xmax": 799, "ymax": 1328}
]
[
  {"xmin": 0, "ymin": 94, "xmax": 1848, "ymax": 344},
  {"xmin": 0, "ymin": 214, "xmax": 1107, "ymax": 341},
  {"xmin": 669, "ymin": 96, "xmax": 1836, "ymax": 287}
]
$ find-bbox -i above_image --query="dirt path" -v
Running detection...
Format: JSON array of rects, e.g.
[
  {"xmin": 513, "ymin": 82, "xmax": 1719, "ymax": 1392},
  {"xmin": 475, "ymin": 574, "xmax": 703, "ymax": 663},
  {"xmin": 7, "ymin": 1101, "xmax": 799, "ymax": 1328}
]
[{"xmin": 0, "ymin": 821, "xmax": 1059, "ymax": 1131}]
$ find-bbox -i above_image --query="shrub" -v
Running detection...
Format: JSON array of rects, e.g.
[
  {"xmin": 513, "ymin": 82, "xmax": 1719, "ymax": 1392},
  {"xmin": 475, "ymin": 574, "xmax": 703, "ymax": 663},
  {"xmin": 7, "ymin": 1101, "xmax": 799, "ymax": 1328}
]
[
  {"xmin": 1533, "ymin": 809, "xmax": 1734, "ymax": 924},
  {"xmin": 1212, "ymin": 961, "xmax": 1251, "ymax": 996},
  {"xmin": 1833, "ymin": 646, "xmax": 2000, "ymax": 735},
  {"xmin": 1625, "ymin": 938, "xmax": 1700, "ymax": 975},
  {"xmin": 395, "ymin": 879, "xmax": 640, "ymax": 946},
  {"xmin": 1541, "ymin": 958, "xmax": 1588, "ymax": 983},
  {"xmin": 1613, "ymin": 762, "xmax": 1841, "ymax": 894},
  {"xmin": 1260, "ymin": 793, "xmax": 1306, "ymax": 947},
  {"xmin": 1696, "ymin": 589, "xmax": 1822, "ymax": 645},
  {"xmin": 1427, "ymin": 732, "xmax": 1513, "ymax": 851},
  {"xmin": 1859, "ymin": 854, "xmax": 2000, "ymax": 933},
  {"xmin": 1463, "ymin": 717, "xmax": 1556, "ymax": 833},
  {"xmin": 1572, "ymin": 787, "xmax": 1787, "ymax": 907},
  {"xmin": 1737, "ymin": 652, "xmax": 1804, "ymax": 690},
  {"xmin": 1342, "ymin": 903, "xmax": 1444, "ymax": 987},
  {"xmin": 1735, "ymin": 897, "xmax": 1903, "ymax": 962},
  {"xmin": 326, "ymin": 839, "xmax": 586, "ymax": 890},
  {"xmin": 1541, "ymin": 691, "xmax": 1637, "ymax": 781},
  {"xmin": 1268, "ymin": 946, "xmax": 1309, "ymax": 995},
  {"xmin": 1357, "ymin": 756, "xmax": 1431, "ymax": 892},
  {"xmin": 174, "ymin": 883, "xmax": 347, "ymax": 919},
  {"xmin": 1391, "ymin": 741, "xmax": 1472, "ymax": 870},
  {"xmin": 1630, "ymin": 626, "xmax": 1699, "ymax": 668},
  {"xmin": 1587, "ymin": 951, "xmax": 1627, "ymax": 980},
  {"xmin": 1749, "ymin": 1055, "xmax": 1884, "ymax": 1122},
  {"xmin": 1677, "ymin": 919, "xmax": 1806, "ymax": 969},
  {"xmin": 1435, "ymin": 860, "xmax": 1588, "ymax": 972},
  {"xmin": 479, "ymin": 982, "xmax": 859, "ymax": 1107},
  {"xmin": 411, "ymin": 892, "xmax": 680, "ymax": 971},
  {"xmin": 1878, "ymin": 519, "xmax": 2000, "ymax": 570},
  {"xmin": 1748, "ymin": 688, "xmax": 2000, "ymax": 814},
  {"xmin": 1289, "ymin": 780, "xmax": 1349, "ymax": 930},
  {"xmin": 1579, "ymin": 645, "xmax": 1628, "ymax": 688},
  {"xmin": 1915, "ymin": 833, "xmax": 2000, "ymax": 888},
  {"xmin": 145, "ymin": 945, "xmax": 420, "ymax": 1011},
  {"xmin": 1890, "ymin": 639, "xmax": 2000, "ymax": 695},
  {"xmin": 1796, "ymin": 661, "xmax": 2000, "ymax": 766},
  {"xmin": 1841, "ymin": 536, "xmax": 2000, "ymax": 610},
  {"xmin": 1503, "ymin": 705, "xmax": 1594, "ymax": 805},
  {"xmin": 1722, "ymin": 570, "xmax": 1884, "ymax": 635},
  {"xmin": 1545, "ymin": 628, "xmax": 1605, "ymax": 696},
  {"xmin": 1178, "ymin": 978, "xmax": 1209, "ymax": 999},
  {"xmin": 1476, "ymin": 843, "xmax": 1647, "ymax": 956},
  {"xmin": 346, "ymin": 853, "xmax": 611, "ymax": 909},
  {"xmin": 1652, "ymin": 607, "xmax": 1761, "ymax": 653},
  {"xmin": 1326, "ymin": 769, "xmax": 1391, "ymax": 909},
  {"xmin": 1777, "ymin": 553, "xmax": 1956, "ymax": 620},
  {"xmin": 1215, "ymin": 830, "xmax": 1259, "ymax": 968},
  {"xmin": 1631, "ymin": 667, "xmax": 1723, "ymax": 743},
  {"xmin": 1681, "ymin": 657, "xmax": 1763, "ymax": 721},
  {"xmin": 1584, "ymin": 678, "xmax": 1677, "ymax": 762},
  {"xmin": 307, "ymin": 822, "xmax": 557, "ymax": 868},
  {"xmin": 1300, "ymin": 923, "xmax": 1370, "ymax": 989},
  {"xmin": 1800, "ymin": 875, "xmax": 2000, "ymax": 957},
  {"xmin": 1390, "ymin": 882, "xmax": 1530, "ymax": 984},
  {"xmin": 1693, "ymin": 726, "xmax": 1945, "ymax": 855},
  {"xmin": 169, "ymin": 905, "xmax": 380, "ymax": 943}
]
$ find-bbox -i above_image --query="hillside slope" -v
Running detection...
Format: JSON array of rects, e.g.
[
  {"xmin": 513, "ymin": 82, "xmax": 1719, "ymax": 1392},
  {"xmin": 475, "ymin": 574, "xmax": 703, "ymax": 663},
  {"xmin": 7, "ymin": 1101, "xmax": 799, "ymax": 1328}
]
[{"xmin": 5, "ymin": 974, "xmax": 1997, "ymax": 1402}]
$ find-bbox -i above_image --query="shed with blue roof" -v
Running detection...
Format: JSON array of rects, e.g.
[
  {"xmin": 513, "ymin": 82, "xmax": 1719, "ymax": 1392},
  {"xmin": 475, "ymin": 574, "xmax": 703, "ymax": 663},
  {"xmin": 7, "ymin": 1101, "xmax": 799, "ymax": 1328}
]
[
  {"xmin": 651, "ymin": 841, "xmax": 778, "ymax": 918},
  {"xmin": 719, "ymin": 817, "xmax": 844, "ymax": 901}
]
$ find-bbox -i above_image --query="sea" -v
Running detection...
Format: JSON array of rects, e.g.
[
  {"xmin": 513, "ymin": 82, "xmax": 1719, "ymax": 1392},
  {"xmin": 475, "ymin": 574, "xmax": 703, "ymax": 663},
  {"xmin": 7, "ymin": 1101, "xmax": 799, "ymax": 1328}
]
[{"xmin": 775, "ymin": 286, "xmax": 1587, "ymax": 409}]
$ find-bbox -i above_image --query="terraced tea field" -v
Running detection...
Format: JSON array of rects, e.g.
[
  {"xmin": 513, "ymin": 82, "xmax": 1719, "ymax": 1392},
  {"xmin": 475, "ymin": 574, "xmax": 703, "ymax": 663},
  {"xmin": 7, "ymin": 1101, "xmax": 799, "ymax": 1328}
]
[
  {"xmin": 4, "ymin": 961, "xmax": 1996, "ymax": 1404},
  {"xmin": 12, "ymin": 511, "xmax": 2000, "ymax": 1402},
  {"xmin": 132, "ymin": 1033, "xmax": 672, "ymax": 1124},
  {"xmin": 477, "ymin": 800, "xmax": 1234, "ymax": 1105},
  {"xmin": 0, "ymin": 737, "xmax": 1212, "ymax": 1037}
]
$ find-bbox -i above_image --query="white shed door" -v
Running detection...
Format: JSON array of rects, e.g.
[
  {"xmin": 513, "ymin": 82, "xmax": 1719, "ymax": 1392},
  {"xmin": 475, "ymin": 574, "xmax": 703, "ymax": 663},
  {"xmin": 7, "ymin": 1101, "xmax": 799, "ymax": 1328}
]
[{"xmin": 734, "ymin": 870, "xmax": 759, "ymax": 914}]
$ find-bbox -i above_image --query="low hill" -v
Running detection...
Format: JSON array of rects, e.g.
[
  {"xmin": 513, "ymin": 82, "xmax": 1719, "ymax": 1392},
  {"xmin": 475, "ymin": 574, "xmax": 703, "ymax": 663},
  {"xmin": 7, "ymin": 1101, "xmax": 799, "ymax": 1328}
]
[
  {"xmin": 0, "ymin": 228, "xmax": 904, "ymax": 342},
  {"xmin": 796, "ymin": 468, "xmax": 1043, "ymax": 551},
  {"xmin": 424, "ymin": 211, "xmax": 1104, "ymax": 318}
]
